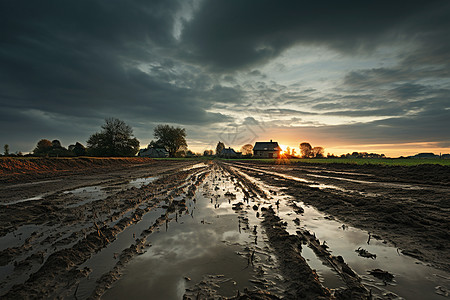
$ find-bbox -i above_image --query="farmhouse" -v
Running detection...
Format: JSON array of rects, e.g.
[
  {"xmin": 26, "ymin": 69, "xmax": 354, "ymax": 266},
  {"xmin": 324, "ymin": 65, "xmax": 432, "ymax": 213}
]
[
  {"xmin": 253, "ymin": 140, "xmax": 281, "ymax": 158},
  {"xmin": 138, "ymin": 147, "xmax": 169, "ymax": 158},
  {"xmin": 220, "ymin": 147, "xmax": 240, "ymax": 158}
]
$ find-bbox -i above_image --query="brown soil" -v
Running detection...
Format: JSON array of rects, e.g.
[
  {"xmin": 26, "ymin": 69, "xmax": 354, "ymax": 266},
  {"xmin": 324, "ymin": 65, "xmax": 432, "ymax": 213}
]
[
  {"xmin": 228, "ymin": 160, "xmax": 450, "ymax": 272},
  {"xmin": 0, "ymin": 159, "xmax": 205, "ymax": 299},
  {"xmin": 1, "ymin": 159, "xmax": 448, "ymax": 299},
  {"xmin": 0, "ymin": 157, "xmax": 157, "ymax": 183}
]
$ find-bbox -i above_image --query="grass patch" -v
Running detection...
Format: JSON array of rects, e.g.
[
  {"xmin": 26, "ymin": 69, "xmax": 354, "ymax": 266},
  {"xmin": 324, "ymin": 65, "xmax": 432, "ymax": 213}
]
[{"xmin": 225, "ymin": 158, "xmax": 450, "ymax": 166}]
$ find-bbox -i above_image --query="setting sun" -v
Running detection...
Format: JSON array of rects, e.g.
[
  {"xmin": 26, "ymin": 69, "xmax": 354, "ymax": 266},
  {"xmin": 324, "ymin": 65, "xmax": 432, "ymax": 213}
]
[{"xmin": 279, "ymin": 144, "xmax": 288, "ymax": 154}]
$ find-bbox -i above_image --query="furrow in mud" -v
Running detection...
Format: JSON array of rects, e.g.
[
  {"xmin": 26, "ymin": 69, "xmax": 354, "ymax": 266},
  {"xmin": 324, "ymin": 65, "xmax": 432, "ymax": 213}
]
[
  {"xmin": 0, "ymin": 164, "xmax": 209, "ymax": 299},
  {"xmin": 228, "ymin": 161, "xmax": 450, "ymax": 272}
]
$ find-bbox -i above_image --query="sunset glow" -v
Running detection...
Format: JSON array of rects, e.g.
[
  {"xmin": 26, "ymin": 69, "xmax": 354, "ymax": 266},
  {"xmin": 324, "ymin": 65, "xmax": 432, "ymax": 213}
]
[{"xmin": 0, "ymin": 1, "xmax": 448, "ymax": 158}]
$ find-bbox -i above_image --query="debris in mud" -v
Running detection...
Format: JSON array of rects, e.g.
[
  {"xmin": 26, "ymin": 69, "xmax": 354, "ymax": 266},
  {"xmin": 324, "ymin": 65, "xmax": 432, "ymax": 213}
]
[
  {"xmin": 368, "ymin": 269, "xmax": 395, "ymax": 282},
  {"xmin": 401, "ymin": 248, "xmax": 423, "ymax": 260},
  {"xmin": 261, "ymin": 207, "xmax": 332, "ymax": 299},
  {"xmin": 435, "ymin": 285, "xmax": 449, "ymax": 297},
  {"xmin": 232, "ymin": 202, "xmax": 244, "ymax": 211},
  {"xmin": 183, "ymin": 274, "xmax": 282, "ymax": 300},
  {"xmin": 294, "ymin": 223, "xmax": 370, "ymax": 298},
  {"xmin": 355, "ymin": 247, "xmax": 376, "ymax": 259},
  {"xmin": 291, "ymin": 202, "xmax": 304, "ymax": 214},
  {"xmin": 225, "ymin": 191, "xmax": 237, "ymax": 199}
]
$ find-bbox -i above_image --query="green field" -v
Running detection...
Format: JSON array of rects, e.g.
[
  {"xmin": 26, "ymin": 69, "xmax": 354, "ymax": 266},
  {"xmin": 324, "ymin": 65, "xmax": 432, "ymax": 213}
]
[{"xmin": 227, "ymin": 158, "xmax": 450, "ymax": 166}]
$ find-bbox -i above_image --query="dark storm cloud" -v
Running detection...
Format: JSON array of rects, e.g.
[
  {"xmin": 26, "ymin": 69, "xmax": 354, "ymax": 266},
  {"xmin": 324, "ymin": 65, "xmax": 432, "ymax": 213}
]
[
  {"xmin": 180, "ymin": 0, "xmax": 450, "ymax": 71},
  {"xmin": 0, "ymin": 0, "xmax": 240, "ymax": 151},
  {"xmin": 282, "ymin": 106, "xmax": 450, "ymax": 145},
  {"xmin": 1, "ymin": 0, "xmax": 449, "ymax": 153}
]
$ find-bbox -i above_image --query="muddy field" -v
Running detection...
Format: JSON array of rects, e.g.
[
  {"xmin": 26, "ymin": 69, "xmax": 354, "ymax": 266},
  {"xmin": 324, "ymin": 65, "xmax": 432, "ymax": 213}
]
[{"xmin": 0, "ymin": 159, "xmax": 449, "ymax": 299}]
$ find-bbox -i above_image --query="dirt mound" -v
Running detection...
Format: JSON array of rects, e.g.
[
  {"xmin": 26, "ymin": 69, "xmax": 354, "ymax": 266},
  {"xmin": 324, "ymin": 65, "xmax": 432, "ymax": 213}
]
[{"xmin": 0, "ymin": 157, "xmax": 154, "ymax": 183}]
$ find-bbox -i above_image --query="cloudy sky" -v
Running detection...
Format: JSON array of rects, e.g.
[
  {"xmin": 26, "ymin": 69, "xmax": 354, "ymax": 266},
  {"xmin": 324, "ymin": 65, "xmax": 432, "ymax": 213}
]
[{"xmin": 1, "ymin": 0, "xmax": 449, "ymax": 156}]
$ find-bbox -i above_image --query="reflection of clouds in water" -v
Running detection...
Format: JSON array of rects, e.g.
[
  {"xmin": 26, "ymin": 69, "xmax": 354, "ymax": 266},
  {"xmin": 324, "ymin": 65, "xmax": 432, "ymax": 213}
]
[
  {"xmin": 150, "ymin": 228, "xmax": 221, "ymax": 261},
  {"xmin": 221, "ymin": 230, "xmax": 240, "ymax": 243}
]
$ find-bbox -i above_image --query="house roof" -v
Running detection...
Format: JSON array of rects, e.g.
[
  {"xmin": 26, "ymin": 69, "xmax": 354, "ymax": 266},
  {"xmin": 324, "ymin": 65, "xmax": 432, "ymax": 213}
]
[
  {"xmin": 253, "ymin": 141, "xmax": 281, "ymax": 151},
  {"xmin": 221, "ymin": 147, "xmax": 237, "ymax": 155}
]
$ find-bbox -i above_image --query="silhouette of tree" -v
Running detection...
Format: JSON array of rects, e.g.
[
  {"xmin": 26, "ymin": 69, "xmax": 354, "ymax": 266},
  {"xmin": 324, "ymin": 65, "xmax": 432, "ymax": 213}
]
[
  {"xmin": 87, "ymin": 118, "xmax": 140, "ymax": 157},
  {"xmin": 153, "ymin": 125, "xmax": 187, "ymax": 157},
  {"xmin": 69, "ymin": 142, "xmax": 87, "ymax": 156},
  {"xmin": 4, "ymin": 144, "xmax": 9, "ymax": 156},
  {"xmin": 148, "ymin": 140, "xmax": 166, "ymax": 149},
  {"xmin": 240, "ymin": 144, "xmax": 253, "ymax": 156},
  {"xmin": 312, "ymin": 147, "xmax": 324, "ymax": 158},
  {"xmin": 216, "ymin": 141, "xmax": 225, "ymax": 156},
  {"xmin": 300, "ymin": 142, "xmax": 312, "ymax": 158},
  {"xmin": 203, "ymin": 150, "xmax": 214, "ymax": 156},
  {"xmin": 52, "ymin": 140, "xmax": 62, "ymax": 148},
  {"xmin": 33, "ymin": 139, "xmax": 53, "ymax": 156}
]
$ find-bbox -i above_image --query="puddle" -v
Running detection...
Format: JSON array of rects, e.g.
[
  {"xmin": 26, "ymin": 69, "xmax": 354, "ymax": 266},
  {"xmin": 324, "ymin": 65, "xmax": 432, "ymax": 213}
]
[
  {"xmin": 181, "ymin": 163, "xmax": 207, "ymax": 171},
  {"xmin": 64, "ymin": 186, "xmax": 108, "ymax": 208},
  {"xmin": 0, "ymin": 225, "xmax": 42, "ymax": 252},
  {"xmin": 309, "ymin": 184, "xmax": 348, "ymax": 192},
  {"xmin": 4, "ymin": 179, "xmax": 62, "ymax": 189},
  {"xmin": 101, "ymin": 167, "xmax": 286, "ymax": 299},
  {"xmin": 76, "ymin": 207, "xmax": 166, "ymax": 299},
  {"xmin": 126, "ymin": 176, "xmax": 158, "ymax": 188},
  {"xmin": 230, "ymin": 167, "xmax": 346, "ymax": 290},
  {"xmin": 235, "ymin": 167, "xmax": 450, "ymax": 299},
  {"xmin": 293, "ymin": 203, "xmax": 449, "ymax": 299},
  {"xmin": 225, "ymin": 163, "xmax": 372, "ymax": 197},
  {"xmin": 307, "ymin": 173, "xmax": 424, "ymax": 190},
  {"xmin": 0, "ymin": 195, "xmax": 44, "ymax": 206}
]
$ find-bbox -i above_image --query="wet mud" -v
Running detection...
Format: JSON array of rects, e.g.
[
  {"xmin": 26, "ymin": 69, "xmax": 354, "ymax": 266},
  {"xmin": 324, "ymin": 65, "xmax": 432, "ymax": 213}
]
[
  {"xmin": 229, "ymin": 161, "xmax": 450, "ymax": 273},
  {"xmin": 0, "ymin": 160, "xmax": 449, "ymax": 299}
]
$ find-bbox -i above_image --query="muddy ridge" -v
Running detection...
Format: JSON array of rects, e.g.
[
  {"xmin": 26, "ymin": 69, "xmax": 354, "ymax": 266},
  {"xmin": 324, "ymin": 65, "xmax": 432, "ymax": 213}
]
[{"xmin": 1, "ymin": 160, "xmax": 449, "ymax": 299}]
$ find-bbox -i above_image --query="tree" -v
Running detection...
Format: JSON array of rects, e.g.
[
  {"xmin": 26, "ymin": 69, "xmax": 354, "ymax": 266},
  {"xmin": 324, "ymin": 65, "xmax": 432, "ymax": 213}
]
[
  {"xmin": 33, "ymin": 139, "xmax": 53, "ymax": 156},
  {"xmin": 312, "ymin": 147, "xmax": 324, "ymax": 158},
  {"xmin": 153, "ymin": 124, "xmax": 187, "ymax": 157},
  {"xmin": 4, "ymin": 144, "xmax": 9, "ymax": 156},
  {"xmin": 300, "ymin": 142, "xmax": 312, "ymax": 158},
  {"xmin": 87, "ymin": 118, "xmax": 140, "ymax": 156},
  {"xmin": 240, "ymin": 144, "xmax": 253, "ymax": 156},
  {"xmin": 203, "ymin": 150, "xmax": 214, "ymax": 156},
  {"xmin": 148, "ymin": 140, "xmax": 166, "ymax": 149},
  {"xmin": 216, "ymin": 141, "xmax": 225, "ymax": 156},
  {"xmin": 52, "ymin": 140, "xmax": 62, "ymax": 149},
  {"xmin": 69, "ymin": 142, "xmax": 87, "ymax": 156}
]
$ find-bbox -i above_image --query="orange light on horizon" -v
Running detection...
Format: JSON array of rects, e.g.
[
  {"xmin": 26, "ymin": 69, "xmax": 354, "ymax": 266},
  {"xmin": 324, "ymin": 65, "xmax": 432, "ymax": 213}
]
[{"xmin": 278, "ymin": 144, "xmax": 288, "ymax": 154}]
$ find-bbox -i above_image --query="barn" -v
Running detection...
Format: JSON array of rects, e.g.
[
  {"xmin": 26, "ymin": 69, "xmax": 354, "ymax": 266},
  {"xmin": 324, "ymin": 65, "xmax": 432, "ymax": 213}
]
[{"xmin": 253, "ymin": 140, "xmax": 281, "ymax": 158}]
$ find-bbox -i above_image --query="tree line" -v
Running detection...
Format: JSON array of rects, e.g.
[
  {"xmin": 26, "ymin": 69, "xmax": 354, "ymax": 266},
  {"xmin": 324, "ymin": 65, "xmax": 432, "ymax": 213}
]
[{"xmin": 5, "ymin": 118, "xmax": 188, "ymax": 158}]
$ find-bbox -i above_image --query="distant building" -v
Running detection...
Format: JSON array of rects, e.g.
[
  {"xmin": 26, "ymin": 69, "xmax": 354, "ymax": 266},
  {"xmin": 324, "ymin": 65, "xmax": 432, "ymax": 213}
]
[
  {"xmin": 253, "ymin": 140, "xmax": 281, "ymax": 158},
  {"xmin": 409, "ymin": 153, "xmax": 439, "ymax": 159},
  {"xmin": 138, "ymin": 147, "xmax": 169, "ymax": 158},
  {"xmin": 220, "ymin": 147, "xmax": 240, "ymax": 158}
]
